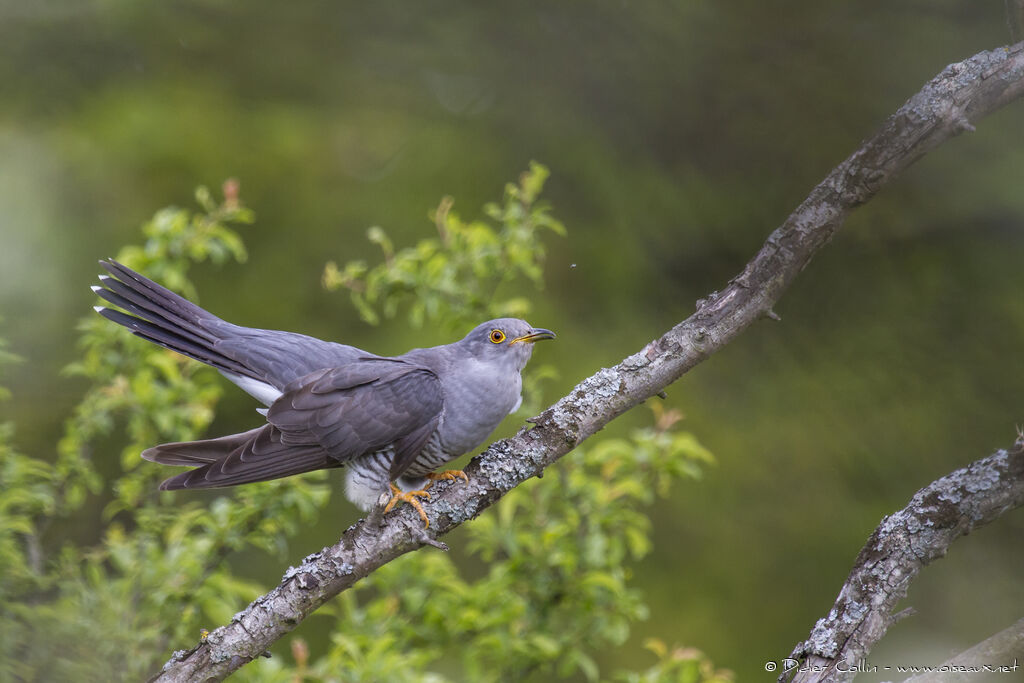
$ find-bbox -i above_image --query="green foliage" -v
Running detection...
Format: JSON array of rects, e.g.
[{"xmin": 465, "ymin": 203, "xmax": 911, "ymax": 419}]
[
  {"xmin": 238, "ymin": 405, "xmax": 722, "ymax": 683},
  {"xmin": 323, "ymin": 161, "xmax": 565, "ymax": 330},
  {"xmin": 325, "ymin": 161, "xmax": 563, "ymax": 416},
  {"xmin": 296, "ymin": 406, "xmax": 714, "ymax": 683},
  {"xmin": 0, "ymin": 332, "xmax": 50, "ymax": 608},
  {"xmin": 618, "ymin": 640, "xmax": 733, "ymax": 683},
  {"xmin": 0, "ymin": 169, "xmax": 726, "ymax": 682},
  {"xmin": 0, "ymin": 183, "xmax": 330, "ymax": 681}
]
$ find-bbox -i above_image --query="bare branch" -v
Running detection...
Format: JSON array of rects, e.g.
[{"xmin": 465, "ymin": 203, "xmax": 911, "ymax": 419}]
[
  {"xmin": 782, "ymin": 439, "xmax": 1024, "ymax": 683},
  {"xmin": 152, "ymin": 41, "xmax": 1024, "ymax": 681}
]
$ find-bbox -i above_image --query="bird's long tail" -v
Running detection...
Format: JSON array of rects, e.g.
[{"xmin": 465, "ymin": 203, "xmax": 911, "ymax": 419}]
[
  {"xmin": 143, "ymin": 425, "xmax": 341, "ymax": 490},
  {"xmin": 92, "ymin": 259, "xmax": 258, "ymax": 380}
]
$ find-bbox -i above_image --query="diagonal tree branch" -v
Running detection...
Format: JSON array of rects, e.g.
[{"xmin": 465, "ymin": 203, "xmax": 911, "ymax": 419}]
[
  {"xmin": 781, "ymin": 438, "xmax": 1024, "ymax": 683},
  {"xmin": 902, "ymin": 616, "xmax": 1024, "ymax": 683},
  {"xmin": 152, "ymin": 41, "xmax": 1024, "ymax": 681}
]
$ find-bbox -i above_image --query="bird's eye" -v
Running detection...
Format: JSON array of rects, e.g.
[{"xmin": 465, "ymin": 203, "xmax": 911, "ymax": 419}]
[{"xmin": 489, "ymin": 329, "xmax": 506, "ymax": 344}]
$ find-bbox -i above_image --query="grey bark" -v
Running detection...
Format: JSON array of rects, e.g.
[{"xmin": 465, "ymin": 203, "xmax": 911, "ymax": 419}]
[
  {"xmin": 782, "ymin": 439, "xmax": 1024, "ymax": 683},
  {"xmin": 152, "ymin": 41, "xmax": 1024, "ymax": 682}
]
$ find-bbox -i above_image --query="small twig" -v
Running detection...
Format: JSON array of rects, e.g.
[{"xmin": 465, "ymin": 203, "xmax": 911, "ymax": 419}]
[
  {"xmin": 889, "ymin": 607, "xmax": 916, "ymax": 627},
  {"xmin": 413, "ymin": 527, "xmax": 449, "ymax": 552}
]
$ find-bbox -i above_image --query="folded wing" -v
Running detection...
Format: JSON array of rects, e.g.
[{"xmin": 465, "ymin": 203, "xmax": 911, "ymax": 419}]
[{"xmin": 149, "ymin": 358, "xmax": 444, "ymax": 489}]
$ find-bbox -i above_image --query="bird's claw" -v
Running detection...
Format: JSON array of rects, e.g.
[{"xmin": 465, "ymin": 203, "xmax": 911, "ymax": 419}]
[
  {"xmin": 424, "ymin": 469, "xmax": 469, "ymax": 487},
  {"xmin": 384, "ymin": 482, "xmax": 432, "ymax": 527}
]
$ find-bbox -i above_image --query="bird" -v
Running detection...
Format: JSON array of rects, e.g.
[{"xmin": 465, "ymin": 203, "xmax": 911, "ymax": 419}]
[{"xmin": 91, "ymin": 259, "xmax": 554, "ymax": 526}]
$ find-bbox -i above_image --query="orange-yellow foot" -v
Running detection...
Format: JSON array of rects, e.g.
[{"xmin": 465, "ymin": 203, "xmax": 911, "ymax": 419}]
[
  {"xmin": 384, "ymin": 482, "xmax": 432, "ymax": 527},
  {"xmin": 424, "ymin": 469, "xmax": 469, "ymax": 488}
]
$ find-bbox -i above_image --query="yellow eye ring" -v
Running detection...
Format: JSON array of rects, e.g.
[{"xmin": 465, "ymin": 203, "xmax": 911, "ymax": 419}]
[{"xmin": 489, "ymin": 329, "xmax": 506, "ymax": 344}]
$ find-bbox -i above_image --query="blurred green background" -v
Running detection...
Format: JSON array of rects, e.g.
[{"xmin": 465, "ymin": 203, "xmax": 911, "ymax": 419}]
[{"xmin": 1, "ymin": 1, "xmax": 1023, "ymax": 680}]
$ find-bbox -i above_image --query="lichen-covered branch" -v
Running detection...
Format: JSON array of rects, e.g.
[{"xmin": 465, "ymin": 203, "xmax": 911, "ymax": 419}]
[
  {"xmin": 152, "ymin": 41, "xmax": 1024, "ymax": 681},
  {"xmin": 781, "ymin": 439, "xmax": 1024, "ymax": 683}
]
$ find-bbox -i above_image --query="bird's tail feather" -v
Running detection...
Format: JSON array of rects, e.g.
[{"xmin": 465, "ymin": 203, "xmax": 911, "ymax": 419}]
[
  {"xmin": 92, "ymin": 259, "xmax": 256, "ymax": 379},
  {"xmin": 146, "ymin": 425, "xmax": 343, "ymax": 490},
  {"xmin": 142, "ymin": 427, "xmax": 265, "ymax": 466}
]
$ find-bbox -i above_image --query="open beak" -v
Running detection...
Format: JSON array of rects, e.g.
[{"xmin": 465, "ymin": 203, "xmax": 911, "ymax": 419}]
[{"xmin": 509, "ymin": 328, "xmax": 556, "ymax": 345}]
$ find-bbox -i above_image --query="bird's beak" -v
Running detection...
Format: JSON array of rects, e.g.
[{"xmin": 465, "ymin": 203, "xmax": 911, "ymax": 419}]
[{"xmin": 509, "ymin": 328, "xmax": 556, "ymax": 345}]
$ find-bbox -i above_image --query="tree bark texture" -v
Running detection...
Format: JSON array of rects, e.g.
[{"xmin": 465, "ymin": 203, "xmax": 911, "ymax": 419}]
[
  {"xmin": 152, "ymin": 42, "xmax": 1024, "ymax": 682},
  {"xmin": 782, "ymin": 439, "xmax": 1024, "ymax": 683}
]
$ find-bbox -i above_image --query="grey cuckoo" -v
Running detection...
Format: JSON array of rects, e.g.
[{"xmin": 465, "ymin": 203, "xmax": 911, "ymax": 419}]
[{"xmin": 91, "ymin": 260, "xmax": 554, "ymax": 526}]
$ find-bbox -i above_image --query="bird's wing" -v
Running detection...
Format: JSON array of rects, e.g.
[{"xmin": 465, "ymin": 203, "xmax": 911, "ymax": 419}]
[
  {"xmin": 267, "ymin": 358, "xmax": 445, "ymax": 479},
  {"xmin": 147, "ymin": 359, "xmax": 443, "ymax": 490}
]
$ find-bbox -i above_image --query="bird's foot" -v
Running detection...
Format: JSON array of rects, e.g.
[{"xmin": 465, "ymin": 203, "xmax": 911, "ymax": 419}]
[
  {"xmin": 384, "ymin": 482, "xmax": 432, "ymax": 528},
  {"xmin": 423, "ymin": 469, "xmax": 469, "ymax": 488}
]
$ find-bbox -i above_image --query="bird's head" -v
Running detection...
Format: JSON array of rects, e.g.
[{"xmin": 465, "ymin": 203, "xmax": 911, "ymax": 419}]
[{"xmin": 460, "ymin": 318, "xmax": 556, "ymax": 370}]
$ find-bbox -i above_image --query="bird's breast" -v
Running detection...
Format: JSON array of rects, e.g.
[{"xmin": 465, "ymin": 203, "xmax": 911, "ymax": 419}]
[{"xmin": 436, "ymin": 360, "xmax": 521, "ymax": 456}]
